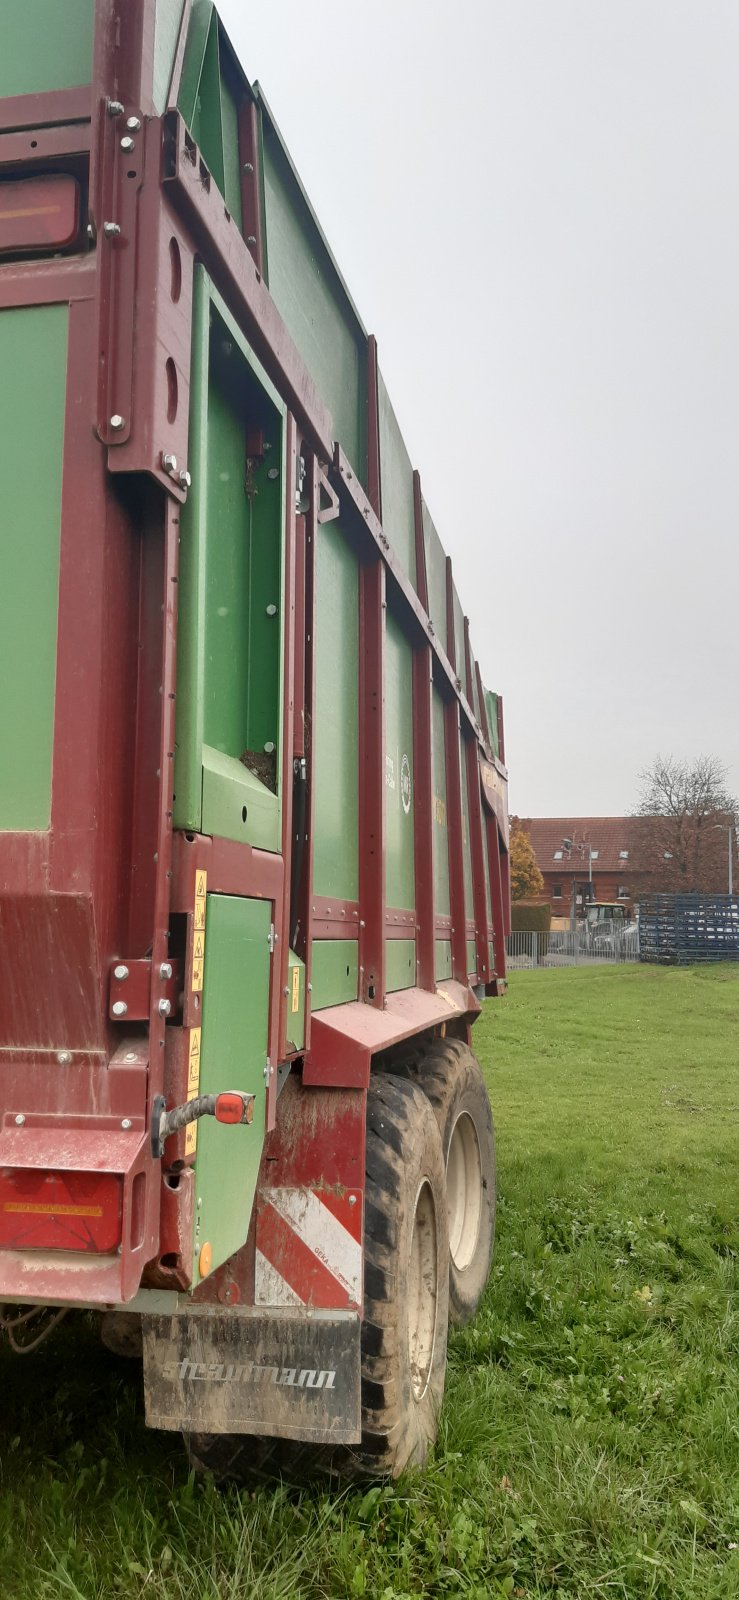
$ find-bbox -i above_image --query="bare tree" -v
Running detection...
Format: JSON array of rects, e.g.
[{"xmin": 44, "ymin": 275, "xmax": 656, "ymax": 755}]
[{"xmin": 629, "ymin": 756, "xmax": 737, "ymax": 894}]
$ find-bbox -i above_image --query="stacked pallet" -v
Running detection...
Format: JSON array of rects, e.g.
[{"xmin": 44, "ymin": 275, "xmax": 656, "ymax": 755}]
[{"xmin": 638, "ymin": 894, "xmax": 739, "ymax": 964}]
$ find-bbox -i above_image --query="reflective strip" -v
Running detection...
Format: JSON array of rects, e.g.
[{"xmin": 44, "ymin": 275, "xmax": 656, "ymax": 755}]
[
  {"xmin": 268, "ymin": 1187, "xmax": 362, "ymax": 1304},
  {"xmin": 254, "ymin": 1248, "xmax": 303, "ymax": 1307}
]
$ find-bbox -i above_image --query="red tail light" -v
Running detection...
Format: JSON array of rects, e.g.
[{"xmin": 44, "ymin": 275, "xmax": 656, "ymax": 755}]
[
  {"xmin": 0, "ymin": 1169, "xmax": 122, "ymax": 1253},
  {"xmin": 0, "ymin": 174, "xmax": 81, "ymax": 256}
]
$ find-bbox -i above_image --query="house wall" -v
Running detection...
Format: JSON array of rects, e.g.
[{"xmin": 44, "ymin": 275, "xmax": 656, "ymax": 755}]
[{"xmin": 540, "ymin": 871, "xmax": 640, "ymax": 919}]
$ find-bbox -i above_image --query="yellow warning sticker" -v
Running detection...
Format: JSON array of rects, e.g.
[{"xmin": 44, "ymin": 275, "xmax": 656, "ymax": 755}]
[
  {"xmin": 291, "ymin": 962, "xmax": 300, "ymax": 1014},
  {"xmin": 185, "ymin": 1027, "xmax": 202, "ymax": 1156},
  {"xmin": 194, "ymin": 869, "xmax": 207, "ymax": 928},
  {"xmin": 192, "ymin": 870, "xmax": 207, "ymax": 985},
  {"xmin": 192, "ymin": 929, "xmax": 205, "ymax": 992}
]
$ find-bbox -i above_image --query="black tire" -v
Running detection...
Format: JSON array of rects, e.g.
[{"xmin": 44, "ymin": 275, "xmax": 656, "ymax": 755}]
[
  {"xmin": 388, "ymin": 1037, "xmax": 495, "ymax": 1327},
  {"xmin": 186, "ymin": 1075, "xmax": 449, "ymax": 1483}
]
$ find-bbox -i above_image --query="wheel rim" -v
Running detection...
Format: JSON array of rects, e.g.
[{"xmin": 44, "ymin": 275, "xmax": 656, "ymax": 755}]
[
  {"xmin": 446, "ymin": 1111, "xmax": 482, "ymax": 1272},
  {"xmin": 407, "ymin": 1180, "xmax": 438, "ymax": 1401}
]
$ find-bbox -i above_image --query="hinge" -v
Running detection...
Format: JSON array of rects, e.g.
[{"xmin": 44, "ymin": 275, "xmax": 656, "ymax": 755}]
[{"xmin": 268, "ymin": 923, "xmax": 277, "ymax": 954}]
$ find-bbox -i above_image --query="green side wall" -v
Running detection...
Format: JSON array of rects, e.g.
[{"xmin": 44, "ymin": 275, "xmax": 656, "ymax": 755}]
[
  {"xmin": 153, "ymin": 0, "xmax": 186, "ymax": 113},
  {"xmin": 0, "ymin": 305, "xmax": 68, "ymax": 831},
  {"xmin": 174, "ymin": 271, "xmax": 284, "ymax": 852},
  {"xmin": 422, "ymin": 500, "xmax": 449, "ymax": 656},
  {"xmin": 435, "ymin": 940, "xmax": 452, "ymax": 981},
  {"xmin": 386, "ymin": 939, "xmax": 416, "ymax": 994},
  {"xmin": 461, "ymin": 733, "xmax": 475, "ymax": 924},
  {"xmin": 378, "ymin": 372, "xmax": 416, "ymax": 584},
  {"xmin": 192, "ymin": 894, "xmax": 271, "ymax": 1287},
  {"xmin": 384, "ymin": 612, "xmax": 415, "ymax": 911},
  {"xmin": 310, "ymin": 941, "xmax": 359, "ymax": 1011},
  {"xmin": 261, "ymin": 124, "xmax": 367, "ymax": 484},
  {"xmin": 432, "ymin": 689, "xmax": 450, "ymax": 918},
  {"xmin": 0, "ymin": 0, "xmax": 93, "ymax": 98},
  {"xmin": 312, "ymin": 520, "xmax": 359, "ymax": 901}
]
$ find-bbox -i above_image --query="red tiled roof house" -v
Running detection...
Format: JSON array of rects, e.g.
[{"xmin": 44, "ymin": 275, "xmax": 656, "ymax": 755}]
[{"xmin": 521, "ymin": 817, "xmax": 645, "ymax": 922}]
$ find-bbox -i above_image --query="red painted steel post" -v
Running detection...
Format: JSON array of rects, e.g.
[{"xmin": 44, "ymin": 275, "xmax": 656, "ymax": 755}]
[
  {"xmin": 487, "ymin": 814, "xmax": 508, "ymax": 981},
  {"xmin": 358, "ymin": 556, "xmax": 386, "ymax": 1006},
  {"xmin": 239, "ymin": 100, "xmax": 264, "ymax": 272},
  {"xmin": 273, "ymin": 415, "xmax": 298, "ymax": 1109},
  {"xmin": 466, "ymin": 735, "xmax": 491, "ymax": 987}
]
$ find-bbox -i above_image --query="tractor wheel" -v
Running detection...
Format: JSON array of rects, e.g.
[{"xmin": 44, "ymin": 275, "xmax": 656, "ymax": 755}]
[
  {"xmin": 388, "ymin": 1037, "xmax": 495, "ymax": 1327},
  {"xmin": 186, "ymin": 1075, "xmax": 449, "ymax": 1483}
]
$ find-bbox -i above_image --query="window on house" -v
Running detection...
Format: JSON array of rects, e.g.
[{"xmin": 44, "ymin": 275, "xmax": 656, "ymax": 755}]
[
  {"xmin": 553, "ymin": 850, "xmax": 563, "ymax": 860},
  {"xmin": 591, "ymin": 850, "xmax": 599, "ymax": 860},
  {"xmin": 618, "ymin": 884, "xmax": 628, "ymax": 899},
  {"xmin": 552, "ymin": 884, "xmax": 562, "ymax": 898},
  {"xmin": 664, "ymin": 851, "xmax": 673, "ymax": 860},
  {"xmin": 619, "ymin": 850, "xmax": 629, "ymax": 859}
]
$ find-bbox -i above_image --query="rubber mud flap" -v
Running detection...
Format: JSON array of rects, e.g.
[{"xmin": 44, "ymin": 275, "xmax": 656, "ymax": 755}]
[{"xmin": 142, "ymin": 1310, "xmax": 361, "ymax": 1444}]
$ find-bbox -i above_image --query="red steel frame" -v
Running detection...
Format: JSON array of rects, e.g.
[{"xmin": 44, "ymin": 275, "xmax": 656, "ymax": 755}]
[{"xmin": 0, "ymin": 0, "xmax": 509, "ymax": 1311}]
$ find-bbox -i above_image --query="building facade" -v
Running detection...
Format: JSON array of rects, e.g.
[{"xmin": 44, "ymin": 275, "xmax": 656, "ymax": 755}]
[{"xmin": 522, "ymin": 817, "xmax": 643, "ymax": 922}]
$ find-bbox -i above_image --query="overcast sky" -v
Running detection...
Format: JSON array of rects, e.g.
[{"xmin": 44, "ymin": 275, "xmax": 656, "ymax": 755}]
[{"xmin": 219, "ymin": 0, "xmax": 739, "ymax": 818}]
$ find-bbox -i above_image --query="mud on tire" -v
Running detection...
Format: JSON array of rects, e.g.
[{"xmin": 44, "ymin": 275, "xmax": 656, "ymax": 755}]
[
  {"xmin": 388, "ymin": 1036, "xmax": 495, "ymax": 1327},
  {"xmin": 186, "ymin": 1074, "xmax": 450, "ymax": 1484}
]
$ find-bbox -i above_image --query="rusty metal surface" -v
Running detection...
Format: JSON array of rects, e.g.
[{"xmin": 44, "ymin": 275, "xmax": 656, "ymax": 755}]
[{"xmin": 304, "ymin": 981, "xmax": 480, "ymax": 1089}]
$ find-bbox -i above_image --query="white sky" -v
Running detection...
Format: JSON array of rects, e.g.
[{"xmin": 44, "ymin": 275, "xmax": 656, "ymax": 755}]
[{"xmin": 219, "ymin": 0, "xmax": 739, "ymax": 816}]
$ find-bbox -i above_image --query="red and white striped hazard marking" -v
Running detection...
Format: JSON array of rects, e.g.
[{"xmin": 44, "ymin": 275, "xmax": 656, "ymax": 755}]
[{"xmin": 255, "ymin": 1186, "xmax": 362, "ymax": 1310}]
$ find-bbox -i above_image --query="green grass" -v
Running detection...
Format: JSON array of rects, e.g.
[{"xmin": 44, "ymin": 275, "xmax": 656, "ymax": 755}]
[{"xmin": 2, "ymin": 964, "xmax": 738, "ymax": 1598}]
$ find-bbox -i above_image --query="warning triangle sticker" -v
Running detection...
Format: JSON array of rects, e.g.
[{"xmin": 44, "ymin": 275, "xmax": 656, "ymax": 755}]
[
  {"xmin": 194, "ymin": 933, "xmax": 204, "ymax": 958},
  {"xmin": 196, "ymin": 873, "xmax": 206, "ymax": 898},
  {"xmin": 189, "ymin": 1031, "xmax": 200, "ymax": 1056}
]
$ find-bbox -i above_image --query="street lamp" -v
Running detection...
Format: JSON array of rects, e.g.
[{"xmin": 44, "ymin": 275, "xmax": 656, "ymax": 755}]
[
  {"xmin": 562, "ymin": 836, "xmax": 594, "ymax": 931},
  {"xmin": 713, "ymin": 823, "xmax": 735, "ymax": 896}
]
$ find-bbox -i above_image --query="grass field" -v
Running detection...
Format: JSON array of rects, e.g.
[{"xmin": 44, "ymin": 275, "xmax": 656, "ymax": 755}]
[{"xmin": 1, "ymin": 964, "xmax": 738, "ymax": 1599}]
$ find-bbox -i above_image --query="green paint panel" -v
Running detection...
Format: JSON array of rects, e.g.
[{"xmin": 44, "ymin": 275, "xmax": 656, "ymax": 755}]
[
  {"xmin": 0, "ymin": 0, "xmax": 93, "ymax": 98},
  {"xmin": 452, "ymin": 584, "xmax": 466, "ymax": 681},
  {"xmin": 153, "ymin": 0, "xmax": 186, "ymax": 112},
  {"xmin": 310, "ymin": 942, "xmax": 359, "ymax": 1011},
  {"xmin": 202, "ymin": 748, "xmax": 279, "ymax": 853},
  {"xmin": 435, "ymin": 940, "xmax": 453, "ymax": 982},
  {"xmin": 484, "ymin": 688, "xmax": 500, "ymax": 760},
  {"xmin": 460, "ymin": 733, "xmax": 475, "ymax": 923},
  {"xmin": 219, "ymin": 69, "xmax": 244, "ymax": 229},
  {"xmin": 179, "ymin": 2, "xmax": 226, "ymax": 194},
  {"xmin": 312, "ymin": 520, "xmax": 359, "ymax": 899},
  {"xmin": 467, "ymin": 939, "xmax": 478, "ymax": 978},
  {"xmin": 384, "ymin": 612, "xmax": 415, "ymax": 912},
  {"xmin": 386, "ymin": 939, "xmax": 416, "ymax": 994},
  {"xmin": 0, "ymin": 305, "xmax": 68, "ymax": 831},
  {"xmin": 175, "ymin": 271, "xmax": 284, "ymax": 850},
  {"xmin": 432, "ymin": 689, "xmax": 450, "ymax": 918},
  {"xmin": 192, "ymin": 895, "xmax": 271, "ymax": 1287},
  {"xmin": 377, "ymin": 372, "xmax": 416, "ymax": 584},
  {"xmin": 422, "ymin": 498, "xmax": 449, "ymax": 655},
  {"xmin": 483, "ymin": 814, "xmax": 494, "ymax": 944},
  {"xmin": 285, "ymin": 950, "xmax": 306, "ymax": 1052},
  {"xmin": 261, "ymin": 119, "xmax": 367, "ymax": 483}
]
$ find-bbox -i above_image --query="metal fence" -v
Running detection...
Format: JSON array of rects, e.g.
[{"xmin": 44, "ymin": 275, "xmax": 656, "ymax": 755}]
[{"xmin": 505, "ymin": 926, "xmax": 640, "ymax": 969}]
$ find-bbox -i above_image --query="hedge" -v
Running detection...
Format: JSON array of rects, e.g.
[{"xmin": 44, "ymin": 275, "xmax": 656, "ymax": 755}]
[{"xmin": 510, "ymin": 901, "xmax": 551, "ymax": 933}]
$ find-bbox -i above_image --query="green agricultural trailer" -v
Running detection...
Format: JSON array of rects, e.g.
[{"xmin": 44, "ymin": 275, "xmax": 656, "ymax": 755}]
[{"xmin": 0, "ymin": 0, "xmax": 510, "ymax": 1479}]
